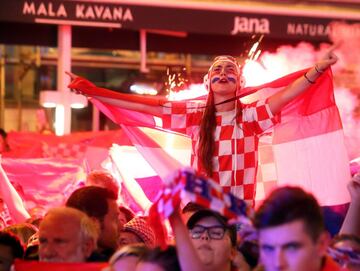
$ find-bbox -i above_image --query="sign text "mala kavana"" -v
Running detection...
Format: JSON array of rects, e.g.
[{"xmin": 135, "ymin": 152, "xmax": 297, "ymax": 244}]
[{"xmin": 22, "ymin": 1, "xmax": 133, "ymax": 22}]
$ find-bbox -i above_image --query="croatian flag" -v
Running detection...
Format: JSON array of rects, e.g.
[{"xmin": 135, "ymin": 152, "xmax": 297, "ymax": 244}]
[
  {"xmin": 69, "ymin": 68, "xmax": 351, "ymax": 206},
  {"xmin": 148, "ymin": 167, "xmax": 250, "ymax": 248}
]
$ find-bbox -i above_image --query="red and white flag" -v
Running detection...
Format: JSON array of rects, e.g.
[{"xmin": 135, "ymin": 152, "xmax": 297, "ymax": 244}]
[{"xmin": 69, "ymin": 68, "xmax": 351, "ymax": 206}]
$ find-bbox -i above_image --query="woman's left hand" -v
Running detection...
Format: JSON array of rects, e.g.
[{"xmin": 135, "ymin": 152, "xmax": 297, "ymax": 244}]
[{"xmin": 315, "ymin": 43, "xmax": 340, "ymax": 71}]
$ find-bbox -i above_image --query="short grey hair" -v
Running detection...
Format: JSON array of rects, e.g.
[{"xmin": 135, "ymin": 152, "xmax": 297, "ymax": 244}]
[{"xmin": 42, "ymin": 206, "xmax": 99, "ymax": 248}]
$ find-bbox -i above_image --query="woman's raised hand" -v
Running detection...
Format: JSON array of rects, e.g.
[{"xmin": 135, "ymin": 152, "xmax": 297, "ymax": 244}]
[
  {"xmin": 65, "ymin": 71, "xmax": 84, "ymax": 95},
  {"xmin": 316, "ymin": 43, "xmax": 340, "ymax": 71},
  {"xmin": 65, "ymin": 71, "xmax": 79, "ymax": 81}
]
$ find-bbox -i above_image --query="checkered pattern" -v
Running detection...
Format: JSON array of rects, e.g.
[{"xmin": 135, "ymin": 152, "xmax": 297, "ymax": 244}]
[
  {"xmin": 148, "ymin": 168, "xmax": 250, "ymax": 248},
  {"xmin": 42, "ymin": 143, "xmax": 87, "ymax": 159},
  {"xmin": 327, "ymin": 247, "xmax": 360, "ymax": 266},
  {"xmin": 123, "ymin": 216, "xmax": 156, "ymax": 247},
  {"xmin": 162, "ymin": 99, "xmax": 277, "ymax": 202},
  {"xmin": 255, "ymin": 135, "xmax": 278, "ymax": 206}
]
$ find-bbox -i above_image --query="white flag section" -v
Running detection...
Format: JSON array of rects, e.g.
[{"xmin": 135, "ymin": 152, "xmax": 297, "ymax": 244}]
[
  {"xmin": 256, "ymin": 130, "xmax": 350, "ymax": 206},
  {"xmin": 271, "ymin": 130, "xmax": 350, "ymax": 205},
  {"xmin": 120, "ymin": 125, "xmax": 191, "ymax": 181}
]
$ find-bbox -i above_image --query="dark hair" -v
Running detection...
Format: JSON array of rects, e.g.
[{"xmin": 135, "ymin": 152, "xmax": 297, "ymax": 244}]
[
  {"xmin": 238, "ymin": 241, "xmax": 259, "ymax": 268},
  {"xmin": 140, "ymin": 246, "xmax": 181, "ymax": 271},
  {"xmin": 198, "ymin": 90, "xmax": 216, "ymax": 177},
  {"xmin": 187, "ymin": 209, "xmax": 237, "ymax": 247},
  {"xmin": 182, "ymin": 202, "xmax": 205, "ymax": 214},
  {"xmin": 3, "ymin": 223, "xmax": 38, "ymax": 246},
  {"xmin": 86, "ymin": 170, "xmax": 119, "ymax": 196},
  {"xmin": 0, "ymin": 128, "xmax": 10, "ymax": 152},
  {"xmin": 119, "ymin": 205, "xmax": 135, "ymax": 223},
  {"xmin": 0, "ymin": 231, "xmax": 24, "ymax": 259},
  {"xmin": 0, "ymin": 128, "xmax": 7, "ymax": 138},
  {"xmin": 198, "ymin": 58, "xmax": 243, "ymax": 177},
  {"xmin": 66, "ymin": 186, "xmax": 117, "ymax": 221},
  {"xmin": 254, "ymin": 186, "xmax": 324, "ymax": 242}
]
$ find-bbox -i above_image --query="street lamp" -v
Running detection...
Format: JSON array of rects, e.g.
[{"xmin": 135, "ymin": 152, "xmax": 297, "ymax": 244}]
[{"xmin": 39, "ymin": 90, "xmax": 88, "ymax": 135}]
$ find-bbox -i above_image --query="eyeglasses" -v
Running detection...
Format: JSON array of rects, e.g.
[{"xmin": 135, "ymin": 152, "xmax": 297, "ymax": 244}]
[{"xmin": 189, "ymin": 225, "xmax": 227, "ymax": 240}]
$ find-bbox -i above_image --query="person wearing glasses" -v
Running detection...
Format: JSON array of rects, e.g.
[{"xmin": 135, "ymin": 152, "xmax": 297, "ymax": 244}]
[
  {"xmin": 67, "ymin": 47, "xmax": 338, "ymax": 204},
  {"xmin": 185, "ymin": 209, "xmax": 243, "ymax": 271}
]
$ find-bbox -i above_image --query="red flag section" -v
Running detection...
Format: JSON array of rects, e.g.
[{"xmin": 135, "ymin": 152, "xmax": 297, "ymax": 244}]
[
  {"xmin": 14, "ymin": 260, "xmax": 107, "ymax": 271},
  {"xmin": 2, "ymin": 157, "xmax": 85, "ymax": 213},
  {"xmin": 3, "ymin": 130, "xmax": 132, "ymax": 159}
]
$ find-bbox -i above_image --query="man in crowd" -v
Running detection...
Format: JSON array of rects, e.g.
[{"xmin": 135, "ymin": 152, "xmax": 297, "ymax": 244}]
[
  {"xmin": 186, "ymin": 209, "xmax": 241, "ymax": 271},
  {"xmin": 254, "ymin": 186, "xmax": 343, "ymax": 271},
  {"xmin": 38, "ymin": 206, "xmax": 98, "ymax": 262},
  {"xmin": 66, "ymin": 186, "xmax": 120, "ymax": 260},
  {"xmin": 85, "ymin": 170, "xmax": 119, "ymax": 198}
]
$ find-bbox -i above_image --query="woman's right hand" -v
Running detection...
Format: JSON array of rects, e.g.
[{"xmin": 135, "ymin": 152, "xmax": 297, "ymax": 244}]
[
  {"xmin": 65, "ymin": 71, "xmax": 79, "ymax": 81},
  {"xmin": 65, "ymin": 71, "xmax": 85, "ymax": 95}
]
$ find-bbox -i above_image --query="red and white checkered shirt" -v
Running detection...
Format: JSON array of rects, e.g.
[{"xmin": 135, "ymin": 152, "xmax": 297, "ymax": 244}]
[{"xmin": 162, "ymin": 99, "xmax": 277, "ymax": 202}]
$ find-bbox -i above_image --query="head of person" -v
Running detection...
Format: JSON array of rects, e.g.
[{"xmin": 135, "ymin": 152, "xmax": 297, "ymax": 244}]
[
  {"xmin": 0, "ymin": 231, "xmax": 24, "ymax": 271},
  {"xmin": 119, "ymin": 216, "xmax": 156, "ymax": 249},
  {"xmin": 205, "ymin": 55, "xmax": 243, "ymax": 98},
  {"xmin": 136, "ymin": 245, "xmax": 181, "ymax": 271},
  {"xmin": 38, "ymin": 206, "xmax": 98, "ymax": 262},
  {"xmin": 330, "ymin": 234, "xmax": 360, "ymax": 270},
  {"xmin": 187, "ymin": 209, "xmax": 237, "ymax": 271},
  {"xmin": 25, "ymin": 216, "xmax": 43, "ymax": 229},
  {"xmin": 237, "ymin": 240, "xmax": 259, "ymax": 269},
  {"xmin": 109, "ymin": 244, "xmax": 149, "ymax": 271},
  {"xmin": 3, "ymin": 223, "xmax": 38, "ymax": 246},
  {"xmin": 199, "ymin": 55, "xmax": 243, "ymax": 177},
  {"xmin": 66, "ymin": 186, "xmax": 120, "ymax": 253},
  {"xmin": 181, "ymin": 201, "xmax": 205, "ymax": 224},
  {"xmin": 118, "ymin": 205, "xmax": 135, "ymax": 229},
  {"xmin": 254, "ymin": 186, "xmax": 329, "ymax": 271},
  {"xmin": 86, "ymin": 170, "xmax": 119, "ymax": 197},
  {"xmin": 24, "ymin": 232, "xmax": 39, "ymax": 260},
  {"xmin": 0, "ymin": 128, "xmax": 10, "ymax": 153}
]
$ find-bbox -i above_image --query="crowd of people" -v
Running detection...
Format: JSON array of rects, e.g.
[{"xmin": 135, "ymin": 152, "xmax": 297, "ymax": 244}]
[
  {"xmin": 0, "ymin": 168, "xmax": 359, "ymax": 271},
  {"xmin": 0, "ymin": 49, "xmax": 360, "ymax": 271}
]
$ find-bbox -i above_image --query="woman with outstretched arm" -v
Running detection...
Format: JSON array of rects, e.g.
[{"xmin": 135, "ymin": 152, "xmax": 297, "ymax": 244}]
[{"xmin": 67, "ymin": 46, "xmax": 338, "ymax": 203}]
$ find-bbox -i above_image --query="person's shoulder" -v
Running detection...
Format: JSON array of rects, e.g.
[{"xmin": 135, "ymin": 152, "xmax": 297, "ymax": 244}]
[{"xmin": 87, "ymin": 250, "xmax": 110, "ymax": 262}]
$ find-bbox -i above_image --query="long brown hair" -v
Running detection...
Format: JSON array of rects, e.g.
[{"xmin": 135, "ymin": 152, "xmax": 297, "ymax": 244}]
[
  {"xmin": 198, "ymin": 56, "xmax": 243, "ymax": 177},
  {"xmin": 198, "ymin": 90, "xmax": 216, "ymax": 177}
]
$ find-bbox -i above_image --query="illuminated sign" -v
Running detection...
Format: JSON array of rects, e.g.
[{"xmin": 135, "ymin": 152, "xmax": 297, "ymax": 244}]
[{"xmin": 0, "ymin": 0, "xmax": 359, "ymax": 42}]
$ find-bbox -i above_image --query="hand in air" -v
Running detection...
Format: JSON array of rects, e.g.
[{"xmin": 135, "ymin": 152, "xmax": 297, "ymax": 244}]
[
  {"xmin": 65, "ymin": 71, "xmax": 79, "ymax": 81},
  {"xmin": 316, "ymin": 43, "xmax": 340, "ymax": 71},
  {"xmin": 65, "ymin": 71, "xmax": 84, "ymax": 95}
]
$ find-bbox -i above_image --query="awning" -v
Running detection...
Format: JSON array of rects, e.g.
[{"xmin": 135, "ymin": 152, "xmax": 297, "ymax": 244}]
[{"xmin": 1, "ymin": 0, "xmax": 360, "ymax": 53}]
